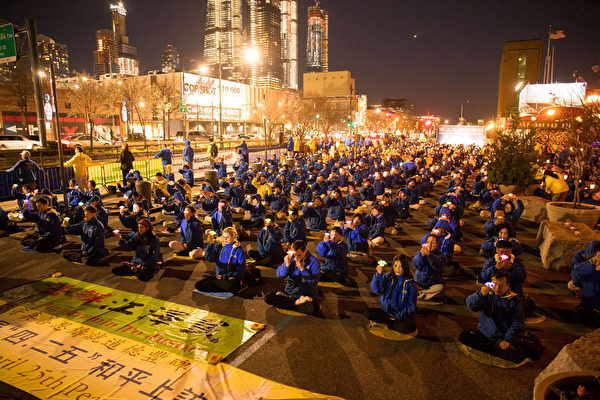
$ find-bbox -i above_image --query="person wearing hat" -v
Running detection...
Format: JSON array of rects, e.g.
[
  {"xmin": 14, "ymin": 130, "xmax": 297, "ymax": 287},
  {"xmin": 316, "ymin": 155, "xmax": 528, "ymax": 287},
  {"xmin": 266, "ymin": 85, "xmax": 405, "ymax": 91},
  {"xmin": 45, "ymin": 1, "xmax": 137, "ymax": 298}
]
[
  {"xmin": 168, "ymin": 205, "xmax": 204, "ymax": 259},
  {"xmin": 64, "ymin": 146, "xmax": 93, "ymax": 190},
  {"xmin": 199, "ymin": 185, "xmax": 219, "ymax": 216},
  {"xmin": 154, "ymin": 143, "xmax": 173, "ymax": 173},
  {"xmin": 195, "ymin": 226, "xmax": 247, "ymax": 293},
  {"xmin": 265, "ymin": 240, "xmax": 321, "ymax": 315},
  {"xmin": 113, "ymin": 219, "xmax": 161, "ymax": 281},
  {"xmin": 6, "ymin": 150, "xmax": 42, "ymax": 190},
  {"xmin": 412, "ymin": 233, "xmax": 447, "ymax": 302},
  {"xmin": 62, "ymin": 205, "xmax": 107, "ymax": 265},
  {"xmin": 569, "ymin": 240, "xmax": 600, "ymax": 326},
  {"xmin": 367, "ymin": 254, "xmax": 417, "ymax": 333},
  {"xmin": 183, "ymin": 139, "xmax": 194, "ymax": 168},
  {"xmin": 21, "ymin": 196, "xmax": 64, "ymax": 252}
]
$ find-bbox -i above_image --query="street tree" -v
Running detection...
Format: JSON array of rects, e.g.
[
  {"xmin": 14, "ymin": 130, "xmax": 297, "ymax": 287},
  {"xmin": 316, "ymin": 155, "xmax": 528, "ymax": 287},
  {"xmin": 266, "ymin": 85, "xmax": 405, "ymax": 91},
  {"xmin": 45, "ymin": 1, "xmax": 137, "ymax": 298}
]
[
  {"xmin": 115, "ymin": 76, "xmax": 151, "ymax": 148},
  {"xmin": 151, "ymin": 75, "xmax": 180, "ymax": 140},
  {"xmin": 66, "ymin": 74, "xmax": 111, "ymax": 149},
  {"xmin": 3, "ymin": 62, "xmax": 33, "ymax": 136},
  {"xmin": 287, "ymin": 97, "xmax": 316, "ymax": 145},
  {"xmin": 313, "ymin": 97, "xmax": 349, "ymax": 137}
]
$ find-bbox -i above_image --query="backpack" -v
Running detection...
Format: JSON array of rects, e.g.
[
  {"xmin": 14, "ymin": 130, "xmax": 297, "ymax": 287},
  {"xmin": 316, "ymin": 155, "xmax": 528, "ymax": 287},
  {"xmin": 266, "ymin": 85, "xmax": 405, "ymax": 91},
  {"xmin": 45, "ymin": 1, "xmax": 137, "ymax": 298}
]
[{"xmin": 210, "ymin": 144, "xmax": 218, "ymax": 158}]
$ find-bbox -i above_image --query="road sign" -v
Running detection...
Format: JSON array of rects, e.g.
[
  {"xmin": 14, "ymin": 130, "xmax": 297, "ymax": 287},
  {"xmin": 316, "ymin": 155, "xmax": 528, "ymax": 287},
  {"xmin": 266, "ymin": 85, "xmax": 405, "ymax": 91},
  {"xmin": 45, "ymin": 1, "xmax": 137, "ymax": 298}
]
[
  {"xmin": 44, "ymin": 101, "xmax": 53, "ymax": 121},
  {"xmin": 179, "ymin": 101, "xmax": 186, "ymax": 113},
  {"xmin": 0, "ymin": 24, "xmax": 17, "ymax": 64}
]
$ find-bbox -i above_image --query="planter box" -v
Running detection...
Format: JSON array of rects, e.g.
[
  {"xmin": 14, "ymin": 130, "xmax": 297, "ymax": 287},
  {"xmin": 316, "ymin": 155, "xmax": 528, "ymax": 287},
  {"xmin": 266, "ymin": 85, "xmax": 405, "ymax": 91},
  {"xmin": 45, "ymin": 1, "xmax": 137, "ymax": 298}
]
[
  {"xmin": 547, "ymin": 201, "xmax": 600, "ymax": 228},
  {"xmin": 535, "ymin": 221, "xmax": 600, "ymax": 271}
]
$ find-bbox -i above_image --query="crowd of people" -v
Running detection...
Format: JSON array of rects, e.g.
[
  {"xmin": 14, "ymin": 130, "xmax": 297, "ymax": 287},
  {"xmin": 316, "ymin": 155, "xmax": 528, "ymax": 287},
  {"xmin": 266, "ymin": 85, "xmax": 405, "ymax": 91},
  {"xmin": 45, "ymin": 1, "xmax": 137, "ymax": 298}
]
[{"xmin": 1, "ymin": 136, "xmax": 598, "ymax": 368}]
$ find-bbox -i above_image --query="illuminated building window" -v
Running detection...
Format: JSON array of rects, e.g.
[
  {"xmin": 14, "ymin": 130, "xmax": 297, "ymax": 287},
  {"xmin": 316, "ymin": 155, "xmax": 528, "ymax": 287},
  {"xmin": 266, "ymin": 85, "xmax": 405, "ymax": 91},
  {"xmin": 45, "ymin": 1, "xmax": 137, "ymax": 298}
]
[{"xmin": 517, "ymin": 55, "xmax": 526, "ymax": 79}]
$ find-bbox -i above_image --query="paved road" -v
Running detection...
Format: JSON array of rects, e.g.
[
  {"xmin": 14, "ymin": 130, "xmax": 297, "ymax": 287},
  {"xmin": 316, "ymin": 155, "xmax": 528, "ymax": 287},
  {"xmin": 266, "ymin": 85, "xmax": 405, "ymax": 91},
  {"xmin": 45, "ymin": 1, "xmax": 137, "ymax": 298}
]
[{"xmin": 0, "ymin": 179, "xmax": 592, "ymax": 400}]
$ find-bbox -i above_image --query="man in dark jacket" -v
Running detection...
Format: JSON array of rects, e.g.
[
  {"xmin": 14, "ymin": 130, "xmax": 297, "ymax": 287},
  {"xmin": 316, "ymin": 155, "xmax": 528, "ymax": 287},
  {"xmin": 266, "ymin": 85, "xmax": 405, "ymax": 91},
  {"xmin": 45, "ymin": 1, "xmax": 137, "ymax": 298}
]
[
  {"xmin": 7, "ymin": 150, "xmax": 41, "ymax": 189},
  {"xmin": 248, "ymin": 218, "xmax": 284, "ymax": 267},
  {"xmin": 21, "ymin": 196, "xmax": 64, "ymax": 252},
  {"xmin": 63, "ymin": 205, "xmax": 107, "ymax": 265},
  {"xmin": 459, "ymin": 269, "xmax": 542, "ymax": 364},
  {"xmin": 316, "ymin": 227, "xmax": 349, "ymax": 283},
  {"xmin": 183, "ymin": 140, "xmax": 194, "ymax": 168},
  {"xmin": 119, "ymin": 144, "xmax": 135, "ymax": 181},
  {"xmin": 413, "ymin": 233, "xmax": 446, "ymax": 302},
  {"xmin": 168, "ymin": 205, "xmax": 204, "ymax": 258}
]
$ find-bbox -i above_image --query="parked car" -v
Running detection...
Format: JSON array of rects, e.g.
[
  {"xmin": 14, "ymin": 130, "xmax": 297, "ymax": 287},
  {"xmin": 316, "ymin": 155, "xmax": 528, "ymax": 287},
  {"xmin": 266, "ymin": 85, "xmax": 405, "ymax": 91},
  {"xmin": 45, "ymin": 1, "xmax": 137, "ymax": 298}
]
[
  {"xmin": 0, "ymin": 135, "xmax": 41, "ymax": 150},
  {"xmin": 174, "ymin": 131, "xmax": 213, "ymax": 142},
  {"xmin": 61, "ymin": 134, "xmax": 113, "ymax": 148}
]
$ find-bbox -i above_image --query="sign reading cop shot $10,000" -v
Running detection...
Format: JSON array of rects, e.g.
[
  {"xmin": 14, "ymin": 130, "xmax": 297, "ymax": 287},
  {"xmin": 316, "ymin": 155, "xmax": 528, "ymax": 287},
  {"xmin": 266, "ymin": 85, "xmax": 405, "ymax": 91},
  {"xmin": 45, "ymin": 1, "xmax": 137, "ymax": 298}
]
[{"xmin": 181, "ymin": 74, "xmax": 243, "ymax": 121}]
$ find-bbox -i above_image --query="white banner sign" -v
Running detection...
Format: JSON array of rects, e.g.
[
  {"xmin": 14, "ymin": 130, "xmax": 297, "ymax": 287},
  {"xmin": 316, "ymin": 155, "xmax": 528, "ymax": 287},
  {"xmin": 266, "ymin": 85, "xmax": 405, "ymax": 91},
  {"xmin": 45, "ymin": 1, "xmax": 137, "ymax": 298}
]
[{"xmin": 182, "ymin": 74, "xmax": 243, "ymax": 121}]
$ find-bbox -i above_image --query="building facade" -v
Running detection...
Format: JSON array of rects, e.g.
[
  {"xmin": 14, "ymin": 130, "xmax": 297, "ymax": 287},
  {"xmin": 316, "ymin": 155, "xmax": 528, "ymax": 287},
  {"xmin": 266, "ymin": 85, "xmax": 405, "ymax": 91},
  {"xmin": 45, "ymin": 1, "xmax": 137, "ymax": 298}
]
[
  {"xmin": 497, "ymin": 39, "xmax": 543, "ymax": 118},
  {"xmin": 37, "ymin": 34, "xmax": 70, "ymax": 78},
  {"xmin": 204, "ymin": 0, "xmax": 244, "ymax": 81},
  {"xmin": 303, "ymin": 71, "xmax": 354, "ymax": 98},
  {"xmin": 93, "ymin": 2, "xmax": 139, "ymax": 77},
  {"xmin": 306, "ymin": 3, "xmax": 328, "ymax": 73},
  {"xmin": 279, "ymin": 0, "xmax": 297, "ymax": 90},
  {"xmin": 161, "ymin": 44, "xmax": 181, "ymax": 73},
  {"xmin": 248, "ymin": 0, "xmax": 282, "ymax": 89}
]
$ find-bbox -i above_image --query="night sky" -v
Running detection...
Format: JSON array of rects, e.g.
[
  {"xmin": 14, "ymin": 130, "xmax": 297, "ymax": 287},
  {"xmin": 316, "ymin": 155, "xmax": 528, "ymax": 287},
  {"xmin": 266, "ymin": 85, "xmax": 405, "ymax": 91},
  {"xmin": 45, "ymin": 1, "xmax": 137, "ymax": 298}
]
[{"xmin": 4, "ymin": 0, "xmax": 600, "ymax": 123}]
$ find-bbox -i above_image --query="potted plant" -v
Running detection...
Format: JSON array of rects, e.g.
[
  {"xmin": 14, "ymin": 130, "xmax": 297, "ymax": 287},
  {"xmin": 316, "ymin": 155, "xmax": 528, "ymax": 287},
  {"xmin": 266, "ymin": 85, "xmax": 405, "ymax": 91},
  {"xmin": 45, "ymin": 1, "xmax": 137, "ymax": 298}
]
[
  {"xmin": 539, "ymin": 87, "xmax": 600, "ymax": 227},
  {"xmin": 485, "ymin": 128, "xmax": 540, "ymax": 194}
]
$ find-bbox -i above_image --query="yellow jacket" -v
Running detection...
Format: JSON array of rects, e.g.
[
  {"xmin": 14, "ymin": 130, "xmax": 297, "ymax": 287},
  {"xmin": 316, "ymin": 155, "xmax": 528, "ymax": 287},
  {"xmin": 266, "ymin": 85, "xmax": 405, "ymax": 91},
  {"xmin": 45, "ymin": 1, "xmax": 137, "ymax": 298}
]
[
  {"xmin": 151, "ymin": 176, "xmax": 168, "ymax": 193},
  {"xmin": 252, "ymin": 177, "xmax": 272, "ymax": 199},
  {"xmin": 544, "ymin": 174, "xmax": 569, "ymax": 194},
  {"xmin": 64, "ymin": 152, "xmax": 93, "ymax": 177}
]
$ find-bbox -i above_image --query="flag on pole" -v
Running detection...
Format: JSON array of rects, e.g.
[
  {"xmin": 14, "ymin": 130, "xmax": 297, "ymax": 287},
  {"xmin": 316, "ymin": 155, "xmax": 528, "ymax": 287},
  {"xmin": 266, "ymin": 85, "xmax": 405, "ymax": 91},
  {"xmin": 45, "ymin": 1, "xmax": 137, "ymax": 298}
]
[{"xmin": 550, "ymin": 30, "xmax": 566, "ymax": 39}]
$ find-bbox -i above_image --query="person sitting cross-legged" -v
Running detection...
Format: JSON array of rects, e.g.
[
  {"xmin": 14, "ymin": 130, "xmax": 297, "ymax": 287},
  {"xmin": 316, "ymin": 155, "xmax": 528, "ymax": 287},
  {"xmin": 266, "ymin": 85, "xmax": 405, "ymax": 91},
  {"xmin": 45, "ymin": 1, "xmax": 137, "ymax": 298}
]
[
  {"xmin": 21, "ymin": 196, "xmax": 65, "ymax": 252},
  {"xmin": 412, "ymin": 233, "xmax": 447, "ymax": 303},
  {"xmin": 265, "ymin": 240, "xmax": 321, "ymax": 315},
  {"xmin": 459, "ymin": 269, "xmax": 543, "ymax": 364},
  {"xmin": 366, "ymin": 254, "xmax": 417, "ymax": 334},
  {"xmin": 248, "ymin": 217, "xmax": 284, "ymax": 268},
  {"xmin": 194, "ymin": 227, "xmax": 247, "ymax": 294},
  {"xmin": 113, "ymin": 219, "xmax": 162, "ymax": 281},
  {"xmin": 316, "ymin": 227, "xmax": 349, "ymax": 283},
  {"xmin": 62, "ymin": 205, "xmax": 108, "ymax": 266},
  {"xmin": 570, "ymin": 240, "xmax": 600, "ymax": 327},
  {"xmin": 168, "ymin": 205, "xmax": 204, "ymax": 259}
]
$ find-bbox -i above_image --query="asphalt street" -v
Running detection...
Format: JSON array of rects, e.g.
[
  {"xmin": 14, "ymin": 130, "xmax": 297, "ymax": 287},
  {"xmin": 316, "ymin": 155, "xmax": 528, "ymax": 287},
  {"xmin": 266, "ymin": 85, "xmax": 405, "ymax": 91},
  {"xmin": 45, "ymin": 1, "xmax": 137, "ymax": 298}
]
[{"xmin": 0, "ymin": 178, "xmax": 592, "ymax": 400}]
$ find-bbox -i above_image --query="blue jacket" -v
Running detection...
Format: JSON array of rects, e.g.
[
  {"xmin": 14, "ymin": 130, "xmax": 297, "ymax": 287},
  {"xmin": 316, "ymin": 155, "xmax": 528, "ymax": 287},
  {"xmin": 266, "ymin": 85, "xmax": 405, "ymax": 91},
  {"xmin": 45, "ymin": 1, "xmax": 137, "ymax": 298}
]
[
  {"xmin": 179, "ymin": 216, "xmax": 204, "ymax": 249},
  {"xmin": 479, "ymin": 255, "xmax": 526, "ymax": 297},
  {"xmin": 182, "ymin": 140, "xmax": 194, "ymax": 162},
  {"xmin": 492, "ymin": 198, "xmax": 524, "ymax": 225},
  {"xmin": 365, "ymin": 214, "xmax": 385, "ymax": 239},
  {"xmin": 371, "ymin": 273, "xmax": 417, "ymax": 321},
  {"xmin": 68, "ymin": 189, "xmax": 87, "ymax": 207},
  {"xmin": 317, "ymin": 240, "xmax": 348, "ymax": 273},
  {"xmin": 571, "ymin": 241, "xmax": 600, "ymax": 310},
  {"xmin": 412, "ymin": 249, "xmax": 446, "ymax": 287},
  {"xmin": 257, "ymin": 225, "xmax": 284, "ymax": 260},
  {"xmin": 64, "ymin": 216, "xmax": 106, "ymax": 256},
  {"xmin": 346, "ymin": 193, "xmax": 361, "ymax": 209},
  {"xmin": 324, "ymin": 195, "xmax": 346, "ymax": 221},
  {"xmin": 212, "ymin": 162, "xmax": 228, "ymax": 178},
  {"xmin": 211, "ymin": 207, "xmax": 233, "ymax": 235},
  {"xmin": 284, "ymin": 218, "xmax": 307, "ymax": 243},
  {"xmin": 266, "ymin": 192, "xmax": 288, "ymax": 212},
  {"xmin": 343, "ymin": 224, "xmax": 369, "ymax": 253},
  {"xmin": 178, "ymin": 168, "xmax": 194, "ymax": 187},
  {"xmin": 118, "ymin": 211, "xmax": 146, "ymax": 232},
  {"xmin": 242, "ymin": 199, "xmax": 266, "ymax": 221},
  {"xmin": 119, "ymin": 233, "xmax": 161, "ymax": 270},
  {"xmin": 201, "ymin": 194, "xmax": 220, "ymax": 216},
  {"xmin": 23, "ymin": 208, "xmax": 62, "ymax": 244},
  {"xmin": 224, "ymin": 184, "xmax": 244, "ymax": 208},
  {"xmin": 276, "ymin": 251, "xmax": 321, "ymax": 299},
  {"xmin": 287, "ymin": 137, "xmax": 294, "ymax": 152},
  {"xmin": 481, "ymin": 238, "xmax": 522, "ymax": 258},
  {"xmin": 7, "ymin": 159, "xmax": 41, "ymax": 184},
  {"xmin": 204, "ymin": 242, "xmax": 246, "ymax": 280},
  {"xmin": 466, "ymin": 290, "xmax": 524, "ymax": 344},
  {"xmin": 360, "ymin": 186, "xmax": 376, "ymax": 201},
  {"xmin": 302, "ymin": 205, "xmax": 328, "ymax": 231},
  {"xmin": 236, "ymin": 142, "xmax": 249, "ymax": 157},
  {"xmin": 154, "ymin": 148, "xmax": 173, "ymax": 165}
]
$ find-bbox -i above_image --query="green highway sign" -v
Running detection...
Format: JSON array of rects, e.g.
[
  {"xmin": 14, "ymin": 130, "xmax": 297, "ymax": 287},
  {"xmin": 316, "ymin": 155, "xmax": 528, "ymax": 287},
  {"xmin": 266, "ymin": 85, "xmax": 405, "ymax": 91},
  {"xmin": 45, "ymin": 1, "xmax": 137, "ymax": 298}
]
[
  {"xmin": 179, "ymin": 100, "xmax": 186, "ymax": 113},
  {"xmin": 0, "ymin": 24, "xmax": 17, "ymax": 64}
]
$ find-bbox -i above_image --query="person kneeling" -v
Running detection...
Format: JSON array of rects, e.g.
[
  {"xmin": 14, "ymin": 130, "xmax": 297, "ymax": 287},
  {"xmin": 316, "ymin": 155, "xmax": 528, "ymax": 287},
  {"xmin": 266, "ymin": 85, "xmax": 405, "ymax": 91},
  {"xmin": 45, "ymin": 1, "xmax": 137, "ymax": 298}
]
[
  {"xmin": 570, "ymin": 240, "xmax": 600, "ymax": 327},
  {"xmin": 168, "ymin": 205, "xmax": 204, "ymax": 258},
  {"xmin": 459, "ymin": 270, "xmax": 543, "ymax": 364},
  {"xmin": 63, "ymin": 205, "xmax": 108, "ymax": 266},
  {"xmin": 317, "ymin": 227, "xmax": 349, "ymax": 283},
  {"xmin": 366, "ymin": 254, "xmax": 417, "ymax": 334},
  {"xmin": 113, "ymin": 219, "xmax": 161, "ymax": 281},
  {"xmin": 194, "ymin": 227, "xmax": 247, "ymax": 294},
  {"xmin": 265, "ymin": 240, "xmax": 321, "ymax": 315}
]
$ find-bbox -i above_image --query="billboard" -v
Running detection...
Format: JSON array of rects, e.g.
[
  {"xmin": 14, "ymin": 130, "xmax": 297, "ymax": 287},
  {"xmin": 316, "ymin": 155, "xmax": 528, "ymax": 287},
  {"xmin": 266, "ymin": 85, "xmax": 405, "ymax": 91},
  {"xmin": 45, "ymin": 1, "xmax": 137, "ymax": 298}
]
[
  {"xmin": 437, "ymin": 125, "xmax": 486, "ymax": 146},
  {"xmin": 519, "ymin": 82, "xmax": 586, "ymax": 114},
  {"xmin": 182, "ymin": 73, "xmax": 244, "ymax": 121}
]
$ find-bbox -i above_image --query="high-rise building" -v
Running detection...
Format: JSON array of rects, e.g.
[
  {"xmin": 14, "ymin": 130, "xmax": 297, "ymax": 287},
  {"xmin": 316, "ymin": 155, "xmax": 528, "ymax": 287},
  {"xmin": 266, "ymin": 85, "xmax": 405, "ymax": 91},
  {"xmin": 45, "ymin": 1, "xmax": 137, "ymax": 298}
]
[
  {"xmin": 306, "ymin": 2, "xmax": 328, "ymax": 73},
  {"xmin": 497, "ymin": 39, "xmax": 543, "ymax": 118},
  {"xmin": 37, "ymin": 34, "xmax": 70, "ymax": 78},
  {"xmin": 204, "ymin": 0, "xmax": 244, "ymax": 81},
  {"xmin": 247, "ymin": 0, "xmax": 282, "ymax": 89},
  {"xmin": 279, "ymin": 0, "xmax": 297, "ymax": 89},
  {"xmin": 93, "ymin": 2, "xmax": 139, "ymax": 77},
  {"xmin": 161, "ymin": 44, "xmax": 181, "ymax": 73}
]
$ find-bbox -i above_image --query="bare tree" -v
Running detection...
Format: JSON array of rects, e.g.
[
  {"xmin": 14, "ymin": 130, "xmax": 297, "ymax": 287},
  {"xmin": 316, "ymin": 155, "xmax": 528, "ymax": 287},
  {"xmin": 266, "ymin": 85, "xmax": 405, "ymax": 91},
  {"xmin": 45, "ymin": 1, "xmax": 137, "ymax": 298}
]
[
  {"xmin": 66, "ymin": 74, "xmax": 112, "ymax": 148},
  {"xmin": 314, "ymin": 97, "xmax": 348, "ymax": 136},
  {"xmin": 287, "ymin": 97, "xmax": 316, "ymax": 144},
  {"xmin": 261, "ymin": 91, "xmax": 290, "ymax": 152},
  {"xmin": 151, "ymin": 75, "xmax": 181, "ymax": 140},
  {"xmin": 4, "ymin": 62, "xmax": 33, "ymax": 136},
  {"xmin": 114, "ymin": 76, "xmax": 151, "ymax": 148}
]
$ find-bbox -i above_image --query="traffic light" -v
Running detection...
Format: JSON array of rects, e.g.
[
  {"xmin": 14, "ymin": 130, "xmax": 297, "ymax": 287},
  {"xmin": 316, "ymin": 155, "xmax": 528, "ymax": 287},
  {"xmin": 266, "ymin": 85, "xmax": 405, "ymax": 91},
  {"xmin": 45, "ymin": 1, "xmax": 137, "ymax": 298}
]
[
  {"xmin": 351, "ymin": 121, "xmax": 357, "ymax": 128},
  {"xmin": 315, "ymin": 114, "xmax": 320, "ymax": 119}
]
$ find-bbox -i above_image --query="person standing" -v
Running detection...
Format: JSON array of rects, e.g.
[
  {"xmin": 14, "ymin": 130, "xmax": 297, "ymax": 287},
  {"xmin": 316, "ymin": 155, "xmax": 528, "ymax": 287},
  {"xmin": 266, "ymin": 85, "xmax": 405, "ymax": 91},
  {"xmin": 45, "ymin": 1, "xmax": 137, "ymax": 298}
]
[
  {"xmin": 236, "ymin": 138, "xmax": 248, "ymax": 163},
  {"xmin": 6, "ymin": 150, "xmax": 42, "ymax": 190},
  {"xmin": 183, "ymin": 140, "xmax": 194, "ymax": 168},
  {"xmin": 207, "ymin": 139, "xmax": 219, "ymax": 161},
  {"xmin": 118, "ymin": 144, "xmax": 135, "ymax": 182},
  {"xmin": 154, "ymin": 143, "xmax": 173, "ymax": 173},
  {"xmin": 64, "ymin": 146, "xmax": 93, "ymax": 190}
]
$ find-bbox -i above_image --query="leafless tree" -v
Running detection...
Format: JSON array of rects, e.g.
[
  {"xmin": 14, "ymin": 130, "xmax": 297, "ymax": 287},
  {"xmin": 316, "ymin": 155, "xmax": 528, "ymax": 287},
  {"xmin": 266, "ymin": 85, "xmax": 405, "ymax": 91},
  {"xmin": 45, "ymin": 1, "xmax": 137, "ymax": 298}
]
[
  {"xmin": 4, "ymin": 62, "xmax": 33, "ymax": 136},
  {"xmin": 151, "ymin": 75, "xmax": 181, "ymax": 140}
]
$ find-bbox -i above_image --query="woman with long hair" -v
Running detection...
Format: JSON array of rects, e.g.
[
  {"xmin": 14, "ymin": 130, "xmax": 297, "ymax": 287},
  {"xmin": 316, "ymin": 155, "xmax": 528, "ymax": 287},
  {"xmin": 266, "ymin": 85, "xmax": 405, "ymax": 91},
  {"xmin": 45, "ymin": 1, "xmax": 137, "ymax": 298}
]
[
  {"xmin": 366, "ymin": 253, "xmax": 417, "ymax": 334},
  {"xmin": 113, "ymin": 218, "xmax": 161, "ymax": 281}
]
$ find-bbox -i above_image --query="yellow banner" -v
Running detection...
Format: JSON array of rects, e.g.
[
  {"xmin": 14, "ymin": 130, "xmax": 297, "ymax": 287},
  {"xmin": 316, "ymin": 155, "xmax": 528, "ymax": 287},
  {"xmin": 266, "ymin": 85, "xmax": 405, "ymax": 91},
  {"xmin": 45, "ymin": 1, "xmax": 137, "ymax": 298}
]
[{"xmin": 0, "ymin": 302, "xmax": 342, "ymax": 399}]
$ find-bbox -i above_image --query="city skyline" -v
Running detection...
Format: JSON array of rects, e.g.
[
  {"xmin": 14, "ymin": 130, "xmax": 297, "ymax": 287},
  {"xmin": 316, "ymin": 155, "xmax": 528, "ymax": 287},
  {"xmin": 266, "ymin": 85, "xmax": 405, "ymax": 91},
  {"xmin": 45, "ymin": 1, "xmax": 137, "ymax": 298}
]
[{"xmin": 3, "ymin": 0, "xmax": 600, "ymax": 121}]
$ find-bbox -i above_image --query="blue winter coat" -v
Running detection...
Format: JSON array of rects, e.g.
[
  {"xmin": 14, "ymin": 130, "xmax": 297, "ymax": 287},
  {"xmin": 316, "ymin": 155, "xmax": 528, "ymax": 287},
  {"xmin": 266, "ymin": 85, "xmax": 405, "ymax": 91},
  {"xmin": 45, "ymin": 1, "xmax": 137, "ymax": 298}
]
[
  {"xmin": 466, "ymin": 290, "xmax": 525, "ymax": 344},
  {"xmin": 224, "ymin": 184, "xmax": 244, "ymax": 208},
  {"xmin": 284, "ymin": 218, "xmax": 307, "ymax": 243},
  {"xmin": 119, "ymin": 233, "xmax": 161, "ymax": 270},
  {"xmin": 23, "ymin": 208, "xmax": 62, "ymax": 244},
  {"xmin": 412, "ymin": 249, "xmax": 446, "ymax": 287},
  {"xmin": 343, "ymin": 224, "xmax": 369, "ymax": 253},
  {"xmin": 154, "ymin": 148, "xmax": 173, "ymax": 165},
  {"xmin": 317, "ymin": 240, "xmax": 348, "ymax": 273},
  {"xmin": 302, "ymin": 205, "xmax": 328, "ymax": 231},
  {"xmin": 178, "ymin": 168, "xmax": 194, "ymax": 187},
  {"xmin": 204, "ymin": 242, "xmax": 246, "ymax": 280},
  {"xmin": 478, "ymin": 255, "xmax": 526, "ymax": 297},
  {"xmin": 257, "ymin": 225, "xmax": 284, "ymax": 260},
  {"xmin": 371, "ymin": 273, "xmax": 417, "ymax": 321},
  {"xmin": 64, "ymin": 216, "xmax": 106, "ymax": 256},
  {"xmin": 7, "ymin": 159, "xmax": 41, "ymax": 184},
  {"xmin": 365, "ymin": 214, "xmax": 385, "ymax": 239},
  {"xmin": 183, "ymin": 140, "xmax": 194, "ymax": 162},
  {"xmin": 211, "ymin": 208, "xmax": 233, "ymax": 235},
  {"xmin": 276, "ymin": 251, "xmax": 321, "ymax": 299},
  {"xmin": 179, "ymin": 216, "xmax": 204, "ymax": 249},
  {"xmin": 323, "ymin": 195, "xmax": 346, "ymax": 221},
  {"xmin": 212, "ymin": 162, "xmax": 228, "ymax": 178}
]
